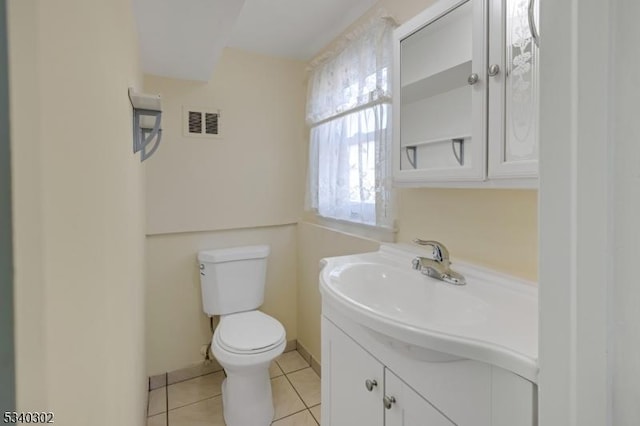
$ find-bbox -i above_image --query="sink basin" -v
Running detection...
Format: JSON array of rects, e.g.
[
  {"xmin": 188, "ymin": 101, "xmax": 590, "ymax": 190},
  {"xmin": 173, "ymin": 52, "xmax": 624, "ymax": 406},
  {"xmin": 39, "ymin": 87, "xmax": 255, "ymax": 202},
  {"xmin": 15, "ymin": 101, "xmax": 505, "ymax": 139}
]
[
  {"xmin": 330, "ymin": 263, "xmax": 489, "ymax": 327},
  {"xmin": 320, "ymin": 244, "xmax": 538, "ymax": 382}
]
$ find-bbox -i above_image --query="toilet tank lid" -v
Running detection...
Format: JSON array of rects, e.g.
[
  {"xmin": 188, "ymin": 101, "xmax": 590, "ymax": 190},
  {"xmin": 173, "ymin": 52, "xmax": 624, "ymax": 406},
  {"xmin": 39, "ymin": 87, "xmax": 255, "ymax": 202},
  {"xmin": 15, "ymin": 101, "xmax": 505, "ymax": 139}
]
[{"xmin": 198, "ymin": 245, "xmax": 270, "ymax": 263}]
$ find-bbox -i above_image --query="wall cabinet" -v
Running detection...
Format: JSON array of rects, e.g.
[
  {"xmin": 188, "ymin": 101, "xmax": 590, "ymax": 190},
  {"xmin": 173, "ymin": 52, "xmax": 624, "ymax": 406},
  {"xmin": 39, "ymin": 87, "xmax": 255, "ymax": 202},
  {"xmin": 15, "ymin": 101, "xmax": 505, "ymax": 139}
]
[{"xmin": 393, "ymin": 0, "xmax": 539, "ymax": 187}]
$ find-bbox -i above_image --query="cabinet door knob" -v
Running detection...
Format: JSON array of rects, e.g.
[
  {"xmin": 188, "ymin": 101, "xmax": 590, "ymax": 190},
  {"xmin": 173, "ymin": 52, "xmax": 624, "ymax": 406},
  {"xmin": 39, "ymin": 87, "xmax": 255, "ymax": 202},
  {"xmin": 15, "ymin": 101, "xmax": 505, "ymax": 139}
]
[
  {"xmin": 383, "ymin": 395, "xmax": 396, "ymax": 409},
  {"xmin": 365, "ymin": 379, "xmax": 377, "ymax": 392},
  {"xmin": 488, "ymin": 64, "xmax": 500, "ymax": 77},
  {"xmin": 467, "ymin": 73, "xmax": 479, "ymax": 85}
]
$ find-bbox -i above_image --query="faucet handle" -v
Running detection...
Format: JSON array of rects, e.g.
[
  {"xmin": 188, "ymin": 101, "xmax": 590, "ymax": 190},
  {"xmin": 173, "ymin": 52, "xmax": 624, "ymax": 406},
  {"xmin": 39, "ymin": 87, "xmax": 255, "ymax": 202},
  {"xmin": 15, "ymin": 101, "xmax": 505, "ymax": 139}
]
[{"xmin": 412, "ymin": 239, "xmax": 450, "ymax": 263}]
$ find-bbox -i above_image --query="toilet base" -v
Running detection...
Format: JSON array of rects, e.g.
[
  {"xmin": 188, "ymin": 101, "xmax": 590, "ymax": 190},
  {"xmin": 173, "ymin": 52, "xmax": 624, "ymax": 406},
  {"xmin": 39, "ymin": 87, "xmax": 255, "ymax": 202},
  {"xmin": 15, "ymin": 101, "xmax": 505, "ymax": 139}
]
[
  {"xmin": 211, "ymin": 312, "xmax": 286, "ymax": 426},
  {"xmin": 221, "ymin": 368, "xmax": 274, "ymax": 426}
]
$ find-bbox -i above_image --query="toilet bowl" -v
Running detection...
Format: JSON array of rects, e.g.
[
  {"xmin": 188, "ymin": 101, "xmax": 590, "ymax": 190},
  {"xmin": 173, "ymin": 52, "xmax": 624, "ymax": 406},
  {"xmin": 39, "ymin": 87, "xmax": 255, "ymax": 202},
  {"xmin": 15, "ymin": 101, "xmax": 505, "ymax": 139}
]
[{"xmin": 211, "ymin": 311, "xmax": 286, "ymax": 426}]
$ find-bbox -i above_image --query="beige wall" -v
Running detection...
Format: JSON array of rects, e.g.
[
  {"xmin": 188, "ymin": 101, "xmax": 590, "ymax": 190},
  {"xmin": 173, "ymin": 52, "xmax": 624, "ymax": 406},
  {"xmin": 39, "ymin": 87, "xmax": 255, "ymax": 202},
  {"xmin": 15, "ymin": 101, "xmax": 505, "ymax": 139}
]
[
  {"xmin": 144, "ymin": 50, "xmax": 307, "ymax": 375},
  {"xmin": 397, "ymin": 189, "xmax": 538, "ymax": 280},
  {"xmin": 146, "ymin": 225, "xmax": 298, "ymax": 375},
  {"xmin": 9, "ymin": 0, "xmax": 146, "ymax": 424},
  {"xmin": 297, "ymin": 222, "xmax": 380, "ymax": 360},
  {"xmin": 144, "ymin": 50, "xmax": 307, "ymax": 235},
  {"xmin": 295, "ymin": 0, "xmax": 538, "ymax": 363}
]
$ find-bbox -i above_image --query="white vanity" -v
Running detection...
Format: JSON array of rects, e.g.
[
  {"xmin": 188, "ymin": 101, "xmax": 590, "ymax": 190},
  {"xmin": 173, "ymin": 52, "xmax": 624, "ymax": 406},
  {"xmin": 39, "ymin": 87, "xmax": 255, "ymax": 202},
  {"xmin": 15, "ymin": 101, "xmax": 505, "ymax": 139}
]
[{"xmin": 320, "ymin": 244, "xmax": 538, "ymax": 426}]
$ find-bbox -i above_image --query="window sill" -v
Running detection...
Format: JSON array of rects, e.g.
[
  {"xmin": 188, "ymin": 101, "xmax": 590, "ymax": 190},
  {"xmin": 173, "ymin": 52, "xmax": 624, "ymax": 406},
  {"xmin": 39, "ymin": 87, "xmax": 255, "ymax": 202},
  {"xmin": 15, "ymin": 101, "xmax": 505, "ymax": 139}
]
[{"xmin": 313, "ymin": 214, "xmax": 397, "ymax": 243}]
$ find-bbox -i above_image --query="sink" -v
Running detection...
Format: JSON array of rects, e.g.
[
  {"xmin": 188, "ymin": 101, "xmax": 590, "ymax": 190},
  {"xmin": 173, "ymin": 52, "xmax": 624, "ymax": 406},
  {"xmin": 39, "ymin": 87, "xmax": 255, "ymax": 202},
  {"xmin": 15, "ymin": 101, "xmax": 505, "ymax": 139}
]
[
  {"xmin": 320, "ymin": 244, "xmax": 539, "ymax": 382},
  {"xmin": 329, "ymin": 263, "xmax": 489, "ymax": 327}
]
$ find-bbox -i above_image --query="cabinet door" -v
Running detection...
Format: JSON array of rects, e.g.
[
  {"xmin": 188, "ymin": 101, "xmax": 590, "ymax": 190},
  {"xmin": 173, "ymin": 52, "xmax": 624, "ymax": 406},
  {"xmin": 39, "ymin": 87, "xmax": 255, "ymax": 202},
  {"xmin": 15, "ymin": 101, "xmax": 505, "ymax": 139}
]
[
  {"xmin": 393, "ymin": 0, "xmax": 487, "ymax": 185},
  {"xmin": 384, "ymin": 369, "xmax": 455, "ymax": 426},
  {"xmin": 322, "ymin": 318, "xmax": 384, "ymax": 426},
  {"xmin": 488, "ymin": 0, "xmax": 539, "ymax": 178}
]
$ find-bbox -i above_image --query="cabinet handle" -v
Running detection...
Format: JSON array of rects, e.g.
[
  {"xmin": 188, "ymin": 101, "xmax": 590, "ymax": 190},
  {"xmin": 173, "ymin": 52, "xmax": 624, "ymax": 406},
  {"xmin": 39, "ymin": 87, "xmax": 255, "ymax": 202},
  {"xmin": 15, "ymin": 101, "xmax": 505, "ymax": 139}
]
[
  {"xmin": 528, "ymin": 0, "xmax": 540, "ymax": 47},
  {"xmin": 488, "ymin": 64, "xmax": 500, "ymax": 77},
  {"xmin": 383, "ymin": 395, "xmax": 396, "ymax": 409},
  {"xmin": 467, "ymin": 73, "xmax": 479, "ymax": 85},
  {"xmin": 365, "ymin": 379, "xmax": 377, "ymax": 392}
]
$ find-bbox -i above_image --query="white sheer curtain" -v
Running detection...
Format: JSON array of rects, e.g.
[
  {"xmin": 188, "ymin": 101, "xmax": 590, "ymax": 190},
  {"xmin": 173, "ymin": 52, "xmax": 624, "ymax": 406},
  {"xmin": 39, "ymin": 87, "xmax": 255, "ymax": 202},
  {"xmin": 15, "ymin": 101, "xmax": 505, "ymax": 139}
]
[{"xmin": 306, "ymin": 18, "xmax": 395, "ymax": 228}]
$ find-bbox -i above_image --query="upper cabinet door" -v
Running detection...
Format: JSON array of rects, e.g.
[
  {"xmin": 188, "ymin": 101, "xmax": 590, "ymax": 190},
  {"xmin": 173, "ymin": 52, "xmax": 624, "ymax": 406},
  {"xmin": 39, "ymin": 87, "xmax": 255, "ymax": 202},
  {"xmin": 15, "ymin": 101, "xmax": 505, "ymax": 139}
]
[
  {"xmin": 393, "ymin": 0, "xmax": 487, "ymax": 185},
  {"xmin": 488, "ymin": 0, "xmax": 539, "ymax": 178}
]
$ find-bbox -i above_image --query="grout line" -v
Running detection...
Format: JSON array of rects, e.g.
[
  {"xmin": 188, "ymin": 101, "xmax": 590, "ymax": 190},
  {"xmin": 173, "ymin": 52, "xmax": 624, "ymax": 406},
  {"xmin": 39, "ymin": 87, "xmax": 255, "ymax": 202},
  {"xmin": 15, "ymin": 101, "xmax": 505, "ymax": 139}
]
[
  {"xmin": 309, "ymin": 404, "xmax": 321, "ymax": 426},
  {"xmin": 271, "ymin": 407, "xmax": 308, "ymax": 424},
  {"xmin": 282, "ymin": 367, "xmax": 311, "ymax": 409},
  {"xmin": 164, "ymin": 373, "xmax": 168, "ymax": 426},
  {"xmin": 166, "ymin": 366, "xmax": 224, "ymax": 386},
  {"xmin": 275, "ymin": 352, "xmax": 311, "ymax": 375},
  {"xmin": 278, "ymin": 364, "xmax": 311, "ymax": 376},
  {"xmin": 166, "ymin": 393, "xmax": 223, "ymax": 413}
]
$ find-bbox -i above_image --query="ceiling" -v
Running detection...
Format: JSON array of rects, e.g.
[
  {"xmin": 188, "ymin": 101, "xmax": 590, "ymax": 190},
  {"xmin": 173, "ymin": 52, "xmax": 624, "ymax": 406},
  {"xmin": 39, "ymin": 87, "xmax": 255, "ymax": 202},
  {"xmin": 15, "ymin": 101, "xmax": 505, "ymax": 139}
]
[{"xmin": 133, "ymin": 0, "xmax": 378, "ymax": 82}]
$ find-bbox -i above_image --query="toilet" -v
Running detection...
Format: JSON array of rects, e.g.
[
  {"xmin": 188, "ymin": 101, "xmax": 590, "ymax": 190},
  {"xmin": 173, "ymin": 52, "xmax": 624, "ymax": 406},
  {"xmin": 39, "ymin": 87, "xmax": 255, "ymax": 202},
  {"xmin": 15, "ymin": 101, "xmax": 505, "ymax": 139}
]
[{"xmin": 198, "ymin": 245, "xmax": 286, "ymax": 426}]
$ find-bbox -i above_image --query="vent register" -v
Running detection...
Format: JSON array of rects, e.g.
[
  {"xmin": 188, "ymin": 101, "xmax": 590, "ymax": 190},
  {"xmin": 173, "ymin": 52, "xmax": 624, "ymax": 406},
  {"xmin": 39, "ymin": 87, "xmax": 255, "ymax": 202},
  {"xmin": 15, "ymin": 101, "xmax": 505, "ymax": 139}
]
[{"xmin": 184, "ymin": 107, "xmax": 221, "ymax": 138}]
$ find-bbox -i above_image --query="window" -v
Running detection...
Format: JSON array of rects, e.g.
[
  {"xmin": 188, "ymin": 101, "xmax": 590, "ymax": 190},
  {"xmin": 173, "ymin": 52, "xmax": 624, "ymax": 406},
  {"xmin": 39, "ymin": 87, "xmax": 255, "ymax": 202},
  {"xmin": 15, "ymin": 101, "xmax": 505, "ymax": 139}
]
[{"xmin": 306, "ymin": 19, "xmax": 396, "ymax": 228}]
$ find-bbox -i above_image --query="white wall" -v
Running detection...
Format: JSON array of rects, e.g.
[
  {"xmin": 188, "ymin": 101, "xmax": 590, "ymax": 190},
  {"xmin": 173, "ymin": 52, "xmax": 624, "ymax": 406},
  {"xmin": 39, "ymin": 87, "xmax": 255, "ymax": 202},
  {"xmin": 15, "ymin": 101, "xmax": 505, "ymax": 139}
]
[
  {"xmin": 144, "ymin": 49, "xmax": 307, "ymax": 375},
  {"xmin": 9, "ymin": 0, "xmax": 146, "ymax": 424},
  {"xmin": 537, "ymin": 0, "xmax": 640, "ymax": 424},
  {"xmin": 297, "ymin": 223, "xmax": 380, "ymax": 360},
  {"xmin": 612, "ymin": 0, "xmax": 640, "ymax": 423}
]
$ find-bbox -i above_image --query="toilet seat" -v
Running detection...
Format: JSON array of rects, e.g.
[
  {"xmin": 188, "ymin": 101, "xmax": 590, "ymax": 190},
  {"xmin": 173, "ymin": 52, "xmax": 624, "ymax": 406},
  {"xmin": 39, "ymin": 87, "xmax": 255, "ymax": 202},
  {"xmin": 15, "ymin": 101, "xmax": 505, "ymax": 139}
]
[{"xmin": 216, "ymin": 311, "xmax": 285, "ymax": 355}]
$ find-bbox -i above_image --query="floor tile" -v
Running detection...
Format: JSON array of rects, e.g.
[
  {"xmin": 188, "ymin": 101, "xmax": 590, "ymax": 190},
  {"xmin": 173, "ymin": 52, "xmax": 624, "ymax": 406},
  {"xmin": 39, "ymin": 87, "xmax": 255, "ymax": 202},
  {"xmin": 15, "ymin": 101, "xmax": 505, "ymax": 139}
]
[
  {"xmin": 276, "ymin": 350, "xmax": 310, "ymax": 373},
  {"xmin": 271, "ymin": 375, "xmax": 306, "ymax": 420},
  {"xmin": 270, "ymin": 361, "xmax": 284, "ymax": 378},
  {"xmin": 168, "ymin": 396, "xmax": 225, "ymax": 426},
  {"xmin": 287, "ymin": 368, "xmax": 321, "ymax": 407},
  {"xmin": 148, "ymin": 387, "xmax": 166, "ymax": 416},
  {"xmin": 309, "ymin": 404, "xmax": 321, "ymax": 425},
  {"xmin": 168, "ymin": 371, "xmax": 225, "ymax": 410},
  {"xmin": 272, "ymin": 409, "xmax": 318, "ymax": 426},
  {"xmin": 146, "ymin": 414, "xmax": 167, "ymax": 426}
]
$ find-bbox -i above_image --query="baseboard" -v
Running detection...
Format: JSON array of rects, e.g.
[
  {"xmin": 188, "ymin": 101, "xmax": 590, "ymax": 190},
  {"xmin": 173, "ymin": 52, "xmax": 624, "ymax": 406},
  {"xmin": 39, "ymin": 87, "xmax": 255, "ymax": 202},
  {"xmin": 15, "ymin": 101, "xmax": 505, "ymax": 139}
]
[{"xmin": 284, "ymin": 338, "xmax": 297, "ymax": 353}]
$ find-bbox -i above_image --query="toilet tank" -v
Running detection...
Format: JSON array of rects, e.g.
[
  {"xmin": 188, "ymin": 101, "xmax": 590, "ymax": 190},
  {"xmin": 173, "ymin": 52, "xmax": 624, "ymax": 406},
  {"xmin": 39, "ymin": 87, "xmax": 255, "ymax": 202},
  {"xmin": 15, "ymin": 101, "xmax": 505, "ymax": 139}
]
[{"xmin": 198, "ymin": 245, "xmax": 270, "ymax": 316}]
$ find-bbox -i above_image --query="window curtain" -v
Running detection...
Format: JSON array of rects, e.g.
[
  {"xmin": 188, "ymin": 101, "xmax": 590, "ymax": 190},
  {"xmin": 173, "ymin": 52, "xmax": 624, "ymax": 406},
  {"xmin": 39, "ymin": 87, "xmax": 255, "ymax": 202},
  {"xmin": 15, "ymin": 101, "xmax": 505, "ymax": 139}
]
[{"xmin": 306, "ymin": 18, "xmax": 396, "ymax": 227}]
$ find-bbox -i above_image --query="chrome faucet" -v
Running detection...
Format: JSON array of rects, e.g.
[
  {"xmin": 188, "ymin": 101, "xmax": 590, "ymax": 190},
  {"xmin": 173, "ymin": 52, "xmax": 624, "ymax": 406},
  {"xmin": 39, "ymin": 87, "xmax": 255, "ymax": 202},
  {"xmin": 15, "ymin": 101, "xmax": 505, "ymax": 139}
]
[{"xmin": 411, "ymin": 239, "xmax": 466, "ymax": 285}]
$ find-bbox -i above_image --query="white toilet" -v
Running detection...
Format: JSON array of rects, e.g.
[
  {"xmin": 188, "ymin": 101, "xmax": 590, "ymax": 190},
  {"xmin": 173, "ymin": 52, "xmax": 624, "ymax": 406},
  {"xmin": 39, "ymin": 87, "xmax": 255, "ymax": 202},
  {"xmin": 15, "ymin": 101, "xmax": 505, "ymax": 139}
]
[{"xmin": 198, "ymin": 245, "xmax": 286, "ymax": 426}]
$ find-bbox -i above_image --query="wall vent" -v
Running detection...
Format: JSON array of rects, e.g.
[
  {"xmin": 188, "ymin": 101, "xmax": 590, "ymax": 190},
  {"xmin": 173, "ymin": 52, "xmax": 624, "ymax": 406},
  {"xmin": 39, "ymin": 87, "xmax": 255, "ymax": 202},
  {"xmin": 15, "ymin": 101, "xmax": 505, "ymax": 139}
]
[
  {"xmin": 205, "ymin": 112, "xmax": 219, "ymax": 135},
  {"xmin": 183, "ymin": 106, "xmax": 222, "ymax": 138}
]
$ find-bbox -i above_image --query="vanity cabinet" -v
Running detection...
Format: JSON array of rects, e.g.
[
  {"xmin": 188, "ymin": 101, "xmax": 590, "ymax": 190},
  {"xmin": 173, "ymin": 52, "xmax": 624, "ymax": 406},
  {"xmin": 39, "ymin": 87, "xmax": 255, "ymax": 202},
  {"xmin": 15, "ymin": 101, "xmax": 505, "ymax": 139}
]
[
  {"xmin": 393, "ymin": 0, "xmax": 539, "ymax": 186},
  {"xmin": 385, "ymin": 369, "xmax": 454, "ymax": 426},
  {"xmin": 322, "ymin": 318, "xmax": 454, "ymax": 426},
  {"xmin": 321, "ymin": 316, "xmax": 383, "ymax": 426},
  {"xmin": 321, "ymin": 309, "xmax": 537, "ymax": 426}
]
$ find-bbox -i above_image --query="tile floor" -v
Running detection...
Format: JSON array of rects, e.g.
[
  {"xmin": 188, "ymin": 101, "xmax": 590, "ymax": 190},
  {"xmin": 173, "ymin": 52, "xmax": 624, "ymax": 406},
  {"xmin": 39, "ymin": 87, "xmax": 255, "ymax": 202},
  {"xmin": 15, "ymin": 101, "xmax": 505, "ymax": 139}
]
[{"xmin": 147, "ymin": 350, "xmax": 321, "ymax": 426}]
